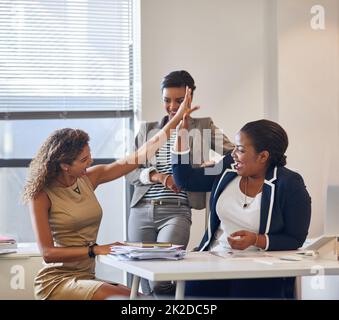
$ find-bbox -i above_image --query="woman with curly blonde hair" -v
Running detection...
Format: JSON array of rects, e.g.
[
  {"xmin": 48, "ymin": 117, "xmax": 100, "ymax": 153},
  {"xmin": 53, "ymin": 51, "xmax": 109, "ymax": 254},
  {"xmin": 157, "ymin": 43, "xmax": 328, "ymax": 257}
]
[{"xmin": 23, "ymin": 88, "xmax": 197, "ymax": 300}]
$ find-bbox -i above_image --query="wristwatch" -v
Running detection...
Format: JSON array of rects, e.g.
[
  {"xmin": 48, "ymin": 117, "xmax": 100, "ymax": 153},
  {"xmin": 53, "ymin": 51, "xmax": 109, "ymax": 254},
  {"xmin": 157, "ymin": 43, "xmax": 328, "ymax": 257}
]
[{"xmin": 88, "ymin": 243, "xmax": 98, "ymax": 258}]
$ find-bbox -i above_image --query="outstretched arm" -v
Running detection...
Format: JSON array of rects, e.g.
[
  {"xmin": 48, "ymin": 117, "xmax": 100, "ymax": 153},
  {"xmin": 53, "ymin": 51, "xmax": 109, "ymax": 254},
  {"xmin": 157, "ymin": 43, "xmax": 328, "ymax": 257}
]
[
  {"xmin": 209, "ymin": 118, "xmax": 234, "ymax": 155},
  {"xmin": 125, "ymin": 122, "xmax": 148, "ymax": 187},
  {"xmin": 124, "ymin": 123, "xmax": 177, "ymax": 190},
  {"xmin": 172, "ymin": 155, "xmax": 227, "ymax": 192},
  {"xmin": 87, "ymin": 87, "xmax": 199, "ymax": 189},
  {"xmin": 171, "ymin": 112, "xmax": 230, "ymax": 192}
]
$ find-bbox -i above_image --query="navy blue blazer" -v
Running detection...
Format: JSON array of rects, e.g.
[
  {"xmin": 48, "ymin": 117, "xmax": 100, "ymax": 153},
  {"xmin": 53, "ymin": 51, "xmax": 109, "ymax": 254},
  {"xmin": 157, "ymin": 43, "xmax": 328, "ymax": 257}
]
[{"xmin": 172, "ymin": 153, "xmax": 311, "ymax": 251}]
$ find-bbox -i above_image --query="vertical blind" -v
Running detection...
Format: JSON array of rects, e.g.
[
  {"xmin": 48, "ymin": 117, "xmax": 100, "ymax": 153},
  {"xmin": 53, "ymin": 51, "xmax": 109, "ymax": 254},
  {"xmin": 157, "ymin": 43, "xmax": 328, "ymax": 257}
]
[{"xmin": 0, "ymin": 0, "xmax": 133, "ymax": 112}]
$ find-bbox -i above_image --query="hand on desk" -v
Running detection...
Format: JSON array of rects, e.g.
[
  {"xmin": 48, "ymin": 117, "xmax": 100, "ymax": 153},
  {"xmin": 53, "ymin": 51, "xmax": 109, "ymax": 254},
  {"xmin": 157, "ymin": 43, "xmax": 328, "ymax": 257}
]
[
  {"xmin": 227, "ymin": 230, "xmax": 257, "ymax": 250},
  {"xmin": 95, "ymin": 242, "xmax": 126, "ymax": 255}
]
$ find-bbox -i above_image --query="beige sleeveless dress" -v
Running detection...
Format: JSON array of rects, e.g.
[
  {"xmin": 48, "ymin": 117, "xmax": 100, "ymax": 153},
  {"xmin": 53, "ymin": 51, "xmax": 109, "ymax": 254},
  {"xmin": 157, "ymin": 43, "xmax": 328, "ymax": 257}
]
[{"xmin": 34, "ymin": 176, "xmax": 105, "ymax": 300}]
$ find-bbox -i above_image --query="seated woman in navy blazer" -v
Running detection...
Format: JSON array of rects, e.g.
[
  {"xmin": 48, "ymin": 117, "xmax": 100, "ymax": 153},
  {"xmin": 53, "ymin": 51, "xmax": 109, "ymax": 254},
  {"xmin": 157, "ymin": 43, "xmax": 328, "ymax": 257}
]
[{"xmin": 172, "ymin": 119, "xmax": 311, "ymax": 298}]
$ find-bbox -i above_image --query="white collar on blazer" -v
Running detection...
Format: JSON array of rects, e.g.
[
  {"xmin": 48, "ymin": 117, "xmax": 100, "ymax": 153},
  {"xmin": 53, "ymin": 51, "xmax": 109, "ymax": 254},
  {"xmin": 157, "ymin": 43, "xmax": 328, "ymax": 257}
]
[{"xmin": 202, "ymin": 164, "xmax": 278, "ymax": 250}]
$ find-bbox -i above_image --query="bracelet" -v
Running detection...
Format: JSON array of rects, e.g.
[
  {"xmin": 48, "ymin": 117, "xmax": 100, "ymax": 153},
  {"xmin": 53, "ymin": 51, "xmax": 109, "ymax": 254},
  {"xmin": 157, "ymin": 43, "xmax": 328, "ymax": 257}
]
[
  {"xmin": 88, "ymin": 243, "xmax": 98, "ymax": 258},
  {"xmin": 163, "ymin": 174, "xmax": 170, "ymax": 188},
  {"xmin": 254, "ymin": 233, "xmax": 259, "ymax": 247}
]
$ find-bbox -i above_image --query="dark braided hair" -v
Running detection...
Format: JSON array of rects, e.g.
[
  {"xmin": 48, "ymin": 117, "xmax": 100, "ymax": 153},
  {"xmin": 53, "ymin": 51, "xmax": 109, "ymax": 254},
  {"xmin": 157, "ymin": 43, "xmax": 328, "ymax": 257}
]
[{"xmin": 240, "ymin": 119, "xmax": 288, "ymax": 168}]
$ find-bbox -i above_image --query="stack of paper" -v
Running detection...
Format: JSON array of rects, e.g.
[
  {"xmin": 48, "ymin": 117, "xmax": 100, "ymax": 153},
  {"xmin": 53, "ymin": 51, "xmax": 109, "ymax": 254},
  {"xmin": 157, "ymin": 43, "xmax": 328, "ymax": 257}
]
[
  {"xmin": 110, "ymin": 245, "xmax": 186, "ymax": 261},
  {"xmin": 123, "ymin": 241, "xmax": 172, "ymax": 248},
  {"xmin": 0, "ymin": 235, "xmax": 17, "ymax": 255}
]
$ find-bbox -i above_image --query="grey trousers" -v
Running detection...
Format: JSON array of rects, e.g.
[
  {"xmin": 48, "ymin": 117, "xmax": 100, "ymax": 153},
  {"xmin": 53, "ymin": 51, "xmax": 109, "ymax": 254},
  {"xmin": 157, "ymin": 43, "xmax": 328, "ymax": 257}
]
[{"xmin": 128, "ymin": 200, "xmax": 192, "ymax": 295}]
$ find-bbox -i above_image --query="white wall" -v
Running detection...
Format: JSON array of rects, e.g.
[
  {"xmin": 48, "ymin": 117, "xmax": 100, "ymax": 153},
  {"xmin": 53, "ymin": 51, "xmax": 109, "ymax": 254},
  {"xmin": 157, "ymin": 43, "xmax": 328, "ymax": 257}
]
[
  {"xmin": 277, "ymin": 0, "xmax": 339, "ymax": 236},
  {"xmin": 140, "ymin": 0, "xmax": 268, "ymax": 249},
  {"xmin": 141, "ymin": 0, "xmax": 265, "ymax": 137},
  {"xmin": 140, "ymin": 0, "xmax": 339, "ymax": 245}
]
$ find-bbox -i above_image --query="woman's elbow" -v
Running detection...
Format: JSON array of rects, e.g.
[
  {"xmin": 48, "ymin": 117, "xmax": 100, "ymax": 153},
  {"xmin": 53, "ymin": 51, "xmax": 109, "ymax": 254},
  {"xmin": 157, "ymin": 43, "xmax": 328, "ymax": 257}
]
[
  {"xmin": 42, "ymin": 253, "xmax": 53, "ymax": 264},
  {"xmin": 297, "ymin": 232, "xmax": 309, "ymax": 248},
  {"xmin": 42, "ymin": 255, "xmax": 53, "ymax": 264},
  {"xmin": 289, "ymin": 233, "xmax": 308, "ymax": 250},
  {"xmin": 41, "ymin": 247, "xmax": 56, "ymax": 263}
]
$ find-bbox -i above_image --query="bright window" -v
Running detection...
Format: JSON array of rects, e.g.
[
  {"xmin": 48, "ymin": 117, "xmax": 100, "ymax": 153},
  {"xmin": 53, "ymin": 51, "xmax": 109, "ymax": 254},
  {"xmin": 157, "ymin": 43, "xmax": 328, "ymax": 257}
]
[{"xmin": 0, "ymin": 0, "xmax": 138, "ymax": 263}]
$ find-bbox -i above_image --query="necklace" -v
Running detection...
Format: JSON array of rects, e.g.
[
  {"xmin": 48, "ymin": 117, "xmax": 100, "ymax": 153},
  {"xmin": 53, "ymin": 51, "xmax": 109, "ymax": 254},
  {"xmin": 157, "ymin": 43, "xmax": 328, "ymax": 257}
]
[
  {"xmin": 242, "ymin": 177, "xmax": 263, "ymax": 209},
  {"xmin": 56, "ymin": 177, "xmax": 80, "ymax": 194},
  {"xmin": 73, "ymin": 183, "xmax": 81, "ymax": 194}
]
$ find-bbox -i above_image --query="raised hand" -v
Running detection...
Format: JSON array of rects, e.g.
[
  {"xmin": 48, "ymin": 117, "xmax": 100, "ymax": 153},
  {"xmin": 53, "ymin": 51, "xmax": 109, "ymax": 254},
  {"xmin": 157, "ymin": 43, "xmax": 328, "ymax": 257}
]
[{"xmin": 176, "ymin": 87, "xmax": 200, "ymax": 129}]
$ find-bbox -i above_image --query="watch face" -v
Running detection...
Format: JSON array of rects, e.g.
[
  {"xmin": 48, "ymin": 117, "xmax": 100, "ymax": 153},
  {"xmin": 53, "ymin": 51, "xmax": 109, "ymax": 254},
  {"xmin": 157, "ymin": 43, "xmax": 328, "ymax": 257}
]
[{"xmin": 88, "ymin": 243, "xmax": 97, "ymax": 258}]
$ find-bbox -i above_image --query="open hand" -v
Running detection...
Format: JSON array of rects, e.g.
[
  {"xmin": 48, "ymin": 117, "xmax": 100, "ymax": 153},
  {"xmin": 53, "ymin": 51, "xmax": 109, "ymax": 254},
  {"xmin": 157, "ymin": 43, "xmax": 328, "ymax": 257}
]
[{"xmin": 176, "ymin": 87, "xmax": 200, "ymax": 129}]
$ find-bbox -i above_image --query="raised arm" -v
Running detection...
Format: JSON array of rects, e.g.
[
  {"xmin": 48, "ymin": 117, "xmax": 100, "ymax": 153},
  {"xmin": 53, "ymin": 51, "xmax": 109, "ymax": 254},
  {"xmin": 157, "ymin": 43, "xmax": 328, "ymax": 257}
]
[
  {"xmin": 30, "ymin": 191, "xmax": 117, "ymax": 263},
  {"xmin": 125, "ymin": 122, "xmax": 148, "ymax": 186},
  {"xmin": 87, "ymin": 87, "xmax": 199, "ymax": 188},
  {"xmin": 209, "ymin": 118, "xmax": 234, "ymax": 155},
  {"xmin": 171, "ymin": 111, "xmax": 231, "ymax": 192},
  {"xmin": 172, "ymin": 152, "xmax": 233, "ymax": 192},
  {"xmin": 124, "ymin": 122, "xmax": 167, "ymax": 187}
]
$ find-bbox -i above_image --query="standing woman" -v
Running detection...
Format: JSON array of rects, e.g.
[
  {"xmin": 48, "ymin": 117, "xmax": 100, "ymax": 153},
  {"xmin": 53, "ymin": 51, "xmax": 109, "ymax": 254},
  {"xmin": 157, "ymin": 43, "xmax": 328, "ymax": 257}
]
[
  {"xmin": 22, "ymin": 87, "xmax": 196, "ymax": 300},
  {"xmin": 172, "ymin": 119, "xmax": 311, "ymax": 298},
  {"xmin": 126, "ymin": 70, "xmax": 234, "ymax": 295}
]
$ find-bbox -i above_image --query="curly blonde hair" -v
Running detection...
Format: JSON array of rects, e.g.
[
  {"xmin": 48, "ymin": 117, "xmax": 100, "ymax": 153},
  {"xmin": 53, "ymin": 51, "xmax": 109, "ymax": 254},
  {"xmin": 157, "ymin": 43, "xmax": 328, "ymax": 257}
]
[{"xmin": 22, "ymin": 128, "xmax": 89, "ymax": 203}]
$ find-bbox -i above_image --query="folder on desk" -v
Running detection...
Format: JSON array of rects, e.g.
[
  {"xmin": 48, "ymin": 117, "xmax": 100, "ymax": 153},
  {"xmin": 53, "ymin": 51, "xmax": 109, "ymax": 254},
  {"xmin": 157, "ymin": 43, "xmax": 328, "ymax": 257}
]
[
  {"xmin": 0, "ymin": 235, "xmax": 17, "ymax": 250},
  {"xmin": 123, "ymin": 241, "xmax": 173, "ymax": 248},
  {"xmin": 0, "ymin": 249, "xmax": 17, "ymax": 255},
  {"xmin": 304, "ymin": 235, "xmax": 339, "ymax": 260},
  {"xmin": 110, "ymin": 245, "xmax": 186, "ymax": 260}
]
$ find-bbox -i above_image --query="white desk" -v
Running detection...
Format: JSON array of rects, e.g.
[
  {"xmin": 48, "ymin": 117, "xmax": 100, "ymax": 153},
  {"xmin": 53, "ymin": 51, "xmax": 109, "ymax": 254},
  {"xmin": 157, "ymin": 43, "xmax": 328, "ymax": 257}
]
[
  {"xmin": 0, "ymin": 243, "xmax": 42, "ymax": 299},
  {"xmin": 98, "ymin": 251, "xmax": 339, "ymax": 299}
]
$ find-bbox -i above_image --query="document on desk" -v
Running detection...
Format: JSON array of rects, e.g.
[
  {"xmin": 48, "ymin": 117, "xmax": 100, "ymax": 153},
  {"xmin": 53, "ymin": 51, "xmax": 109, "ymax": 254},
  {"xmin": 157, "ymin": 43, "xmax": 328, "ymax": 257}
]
[
  {"xmin": 0, "ymin": 249, "xmax": 17, "ymax": 255},
  {"xmin": 110, "ymin": 245, "xmax": 186, "ymax": 261},
  {"xmin": 209, "ymin": 251, "xmax": 298, "ymax": 264},
  {"xmin": 210, "ymin": 250, "xmax": 272, "ymax": 259}
]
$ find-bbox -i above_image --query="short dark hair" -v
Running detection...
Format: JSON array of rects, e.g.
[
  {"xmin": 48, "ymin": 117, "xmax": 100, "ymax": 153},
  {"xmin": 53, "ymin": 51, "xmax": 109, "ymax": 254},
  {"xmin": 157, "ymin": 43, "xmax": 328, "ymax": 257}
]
[
  {"xmin": 161, "ymin": 70, "xmax": 196, "ymax": 93},
  {"xmin": 240, "ymin": 119, "xmax": 289, "ymax": 167}
]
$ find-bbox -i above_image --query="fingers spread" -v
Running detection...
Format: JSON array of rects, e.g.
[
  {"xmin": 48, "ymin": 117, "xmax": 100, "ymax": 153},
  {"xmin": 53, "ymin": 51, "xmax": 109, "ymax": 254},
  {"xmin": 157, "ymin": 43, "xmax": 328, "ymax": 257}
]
[{"xmin": 185, "ymin": 106, "xmax": 199, "ymax": 117}]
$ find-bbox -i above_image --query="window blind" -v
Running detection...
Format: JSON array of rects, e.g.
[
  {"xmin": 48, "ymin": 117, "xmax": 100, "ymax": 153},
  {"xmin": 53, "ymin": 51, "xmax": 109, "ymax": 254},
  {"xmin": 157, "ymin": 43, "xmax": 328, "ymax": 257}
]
[{"xmin": 0, "ymin": 0, "xmax": 133, "ymax": 112}]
